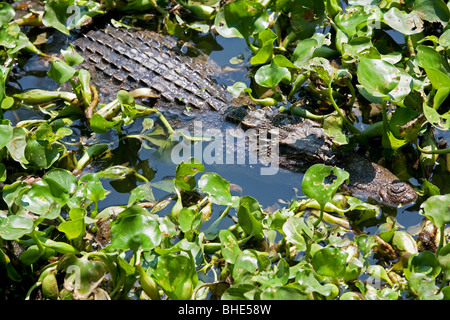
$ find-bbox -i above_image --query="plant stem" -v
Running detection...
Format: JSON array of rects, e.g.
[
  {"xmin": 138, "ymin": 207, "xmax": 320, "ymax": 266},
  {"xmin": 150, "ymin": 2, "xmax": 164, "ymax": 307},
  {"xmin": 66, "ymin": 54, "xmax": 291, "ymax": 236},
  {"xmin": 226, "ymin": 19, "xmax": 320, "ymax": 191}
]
[
  {"xmin": 280, "ymin": 31, "xmax": 297, "ymax": 50},
  {"xmin": 157, "ymin": 112, "xmax": 174, "ymax": 134},
  {"xmin": 313, "ymin": 206, "xmax": 324, "ymax": 228},
  {"xmin": 343, "ymin": 78, "xmax": 356, "ymax": 108},
  {"xmin": 96, "ymin": 99, "xmax": 121, "ymax": 119},
  {"xmin": 288, "ymin": 72, "xmax": 308, "ymax": 100},
  {"xmin": 30, "ymin": 230, "xmax": 45, "ymax": 257},
  {"xmin": 327, "ymin": 83, "xmax": 361, "ymax": 135},
  {"xmin": 134, "ymin": 171, "xmax": 149, "ymax": 183},
  {"xmin": 290, "ymin": 105, "xmax": 326, "ymax": 120},
  {"xmin": 245, "ymin": 37, "xmax": 259, "ymax": 54},
  {"xmin": 405, "ymin": 35, "xmax": 416, "ymax": 57},
  {"xmin": 24, "ymin": 282, "xmax": 40, "ymax": 300},
  {"xmin": 69, "ymin": 78, "xmax": 83, "ymax": 104},
  {"xmin": 416, "ymin": 143, "xmax": 450, "ymax": 154},
  {"xmin": 381, "ymin": 98, "xmax": 390, "ymax": 133},
  {"xmin": 436, "ymin": 225, "xmax": 445, "ymax": 255}
]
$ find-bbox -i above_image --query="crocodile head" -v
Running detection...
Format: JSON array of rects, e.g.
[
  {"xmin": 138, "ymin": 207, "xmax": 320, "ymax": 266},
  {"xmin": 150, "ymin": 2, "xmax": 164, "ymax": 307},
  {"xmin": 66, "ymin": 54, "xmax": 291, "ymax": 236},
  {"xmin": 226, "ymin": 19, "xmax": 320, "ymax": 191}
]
[
  {"xmin": 345, "ymin": 160, "xmax": 418, "ymax": 207},
  {"xmin": 378, "ymin": 180, "xmax": 418, "ymax": 206},
  {"xmin": 226, "ymin": 107, "xmax": 418, "ymax": 207}
]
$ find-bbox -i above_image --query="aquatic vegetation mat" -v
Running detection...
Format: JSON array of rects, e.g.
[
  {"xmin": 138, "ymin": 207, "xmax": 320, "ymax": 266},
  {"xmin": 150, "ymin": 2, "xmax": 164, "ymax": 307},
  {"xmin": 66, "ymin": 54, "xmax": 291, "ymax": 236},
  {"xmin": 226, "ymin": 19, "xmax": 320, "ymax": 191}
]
[{"xmin": 0, "ymin": 0, "xmax": 449, "ymax": 300}]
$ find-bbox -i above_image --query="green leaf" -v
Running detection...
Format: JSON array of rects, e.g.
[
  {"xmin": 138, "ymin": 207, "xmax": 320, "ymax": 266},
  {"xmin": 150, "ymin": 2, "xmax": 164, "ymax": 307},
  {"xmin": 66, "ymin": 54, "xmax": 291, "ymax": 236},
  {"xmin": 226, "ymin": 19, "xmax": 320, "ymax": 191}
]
[
  {"xmin": 260, "ymin": 286, "xmax": 309, "ymax": 300},
  {"xmin": 0, "ymin": 3, "xmax": 15, "ymax": 26},
  {"xmin": 219, "ymin": 229, "xmax": 242, "ymax": 264},
  {"xmin": 292, "ymin": 38, "xmax": 318, "ymax": 69},
  {"xmin": 60, "ymin": 254, "xmax": 106, "ymax": 299},
  {"xmin": 61, "ymin": 44, "xmax": 84, "ymax": 66},
  {"xmin": 0, "ymin": 24, "xmax": 31, "ymax": 53},
  {"xmin": 19, "ymin": 245, "xmax": 42, "ymax": 265},
  {"xmin": 25, "ymin": 140, "xmax": 63, "ymax": 170},
  {"xmin": 90, "ymin": 113, "xmax": 124, "ymax": 134},
  {"xmin": 20, "ymin": 180, "xmax": 65, "ymax": 220},
  {"xmin": 433, "ymin": 87, "xmax": 450, "ymax": 110},
  {"xmin": 423, "ymin": 103, "xmax": 450, "ymax": 130},
  {"xmin": 0, "ymin": 163, "xmax": 5, "ymax": 182},
  {"xmin": 289, "ymin": 0, "xmax": 325, "ymax": 39},
  {"xmin": 408, "ymin": 251, "xmax": 442, "ymax": 279},
  {"xmin": 296, "ymin": 270, "xmax": 339, "ymax": 298},
  {"xmin": 326, "ymin": 0, "xmax": 342, "ymax": 18},
  {"xmin": 232, "ymin": 249, "xmax": 260, "ymax": 282},
  {"xmin": 311, "ymin": 247, "xmax": 348, "ymax": 279},
  {"xmin": 357, "ymin": 57, "xmax": 401, "ymax": 98},
  {"xmin": 250, "ymin": 29, "xmax": 277, "ymax": 66},
  {"xmin": 2, "ymin": 181, "xmax": 30, "ymax": 209},
  {"xmin": 0, "ymin": 215, "xmax": 34, "ymax": 240},
  {"xmin": 414, "ymin": 0, "xmax": 450, "ymax": 25},
  {"xmin": 416, "ymin": 45, "xmax": 444, "ymax": 70},
  {"xmin": 272, "ymin": 55, "xmax": 300, "ymax": 70},
  {"xmin": 420, "ymin": 194, "xmax": 450, "ymax": 228},
  {"xmin": 178, "ymin": 207, "xmax": 201, "ymax": 233},
  {"xmin": 47, "ymin": 58, "xmax": 77, "ymax": 85},
  {"xmin": 382, "ymin": 128, "xmax": 409, "ymax": 151},
  {"xmin": 309, "ymin": 57, "xmax": 335, "ymax": 86},
  {"xmin": 174, "ymin": 158, "xmax": 204, "ymax": 191},
  {"xmin": 227, "ymin": 82, "xmax": 248, "ymax": 98},
  {"xmin": 221, "ymin": 283, "xmax": 258, "ymax": 300},
  {"xmin": 323, "ymin": 113, "xmax": 349, "ymax": 147},
  {"xmin": 301, "ymin": 164, "xmax": 349, "ymax": 208},
  {"xmin": 335, "ymin": 5, "xmax": 382, "ymax": 37},
  {"xmin": 437, "ymin": 243, "xmax": 450, "ymax": 282},
  {"xmin": 98, "ymin": 165, "xmax": 132, "ymax": 180},
  {"xmin": 389, "ymin": 107, "xmax": 421, "ymax": 140},
  {"xmin": 214, "ymin": 0, "xmax": 268, "ymax": 39},
  {"xmin": 80, "ymin": 173, "xmax": 106, "ymax": 204},
  {"xmin": 282, "ymin": 216, "xmax": 310, "ymax": 251},
  {"xmin": 0, "ymin": 124, "xmax": 13, "ymax": 149},
  {"xmin": 117, "ymin": 89, "xmax": 135, "ymax": 106},
  {"xmin": 424, "ymin": 67, "xmax": 450, "ymax": 89},
  {"xmin": 254, "ymin": 60, "xmax": 291, "ymax": 89},
  {"xmin": 42, "ymin": 0, "xmax": 76, "ymax": 35},
  {"xmin": 128, "ymin": 184, "xmax": 155, "ymax": 207},
  {"xmin": 439, "ymin": 29, "xmax": 450, "ymax": 49},
  {"xmin": 6, "ymin": 127, "xmax": 28, "ymax": 164},
  {"xmin": 367, "ymin": 265, "xmax": 394, "ymax": 287},
  {"xmin": 110, "ymin": 206, "xmax": 161, "ymax": 251},
  {"xmin": 392, "ymin": 231, "xmax": 418, "ymax": 255},
  {"xmin": 152, "ymin": 253, "xmax": 198, "ymax": 300},
  {"xmin": 197, "ymin": 172, "xmax": 239, "ymax": 206},
  {"xmin": 237, "ymin": 201, "xmax": 263, "ymax": 240},
  {"xmin": 384, "ymin": 7, "xmax": 424, "ymax": 35},
  {"xmin": 408, "ymin": 273, "xmax": 443, "ymax": 299},
  {"xmin": 58, "ymin": 208, "xmax": 86, "ymax": 240}
]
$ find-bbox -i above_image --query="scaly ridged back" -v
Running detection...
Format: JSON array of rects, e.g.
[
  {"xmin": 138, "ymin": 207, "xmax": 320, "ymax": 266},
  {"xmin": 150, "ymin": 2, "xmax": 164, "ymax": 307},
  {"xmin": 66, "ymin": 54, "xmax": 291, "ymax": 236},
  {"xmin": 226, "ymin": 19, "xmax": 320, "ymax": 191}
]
[{"xmin": 73, "ymin": 25, "xmax": 230, "ymax": 112}]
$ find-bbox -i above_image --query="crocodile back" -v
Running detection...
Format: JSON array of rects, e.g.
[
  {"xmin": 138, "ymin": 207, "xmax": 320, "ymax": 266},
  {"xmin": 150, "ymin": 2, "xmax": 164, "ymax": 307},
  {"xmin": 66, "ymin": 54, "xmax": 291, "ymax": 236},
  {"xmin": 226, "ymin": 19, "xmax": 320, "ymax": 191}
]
[{"xmin": 73, "ymin": 25, "xmax": 230, "ymax": 112}]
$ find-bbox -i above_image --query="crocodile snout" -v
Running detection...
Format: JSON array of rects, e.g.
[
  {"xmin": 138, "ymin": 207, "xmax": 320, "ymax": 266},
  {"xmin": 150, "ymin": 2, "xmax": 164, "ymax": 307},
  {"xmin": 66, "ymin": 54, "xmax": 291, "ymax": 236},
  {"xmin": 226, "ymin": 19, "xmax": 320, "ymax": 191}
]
[{"xmin": 379, "ymin": 181, "xmax": 417, "ymax": 206}]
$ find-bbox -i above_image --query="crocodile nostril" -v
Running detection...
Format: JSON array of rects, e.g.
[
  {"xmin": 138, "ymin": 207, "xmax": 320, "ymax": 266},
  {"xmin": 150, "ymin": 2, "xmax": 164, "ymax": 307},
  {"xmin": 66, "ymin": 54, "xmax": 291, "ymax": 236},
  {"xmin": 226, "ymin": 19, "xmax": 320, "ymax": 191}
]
[{"xmin": 389, "ymin": 183, "xmax": 407, "ymax": 194}]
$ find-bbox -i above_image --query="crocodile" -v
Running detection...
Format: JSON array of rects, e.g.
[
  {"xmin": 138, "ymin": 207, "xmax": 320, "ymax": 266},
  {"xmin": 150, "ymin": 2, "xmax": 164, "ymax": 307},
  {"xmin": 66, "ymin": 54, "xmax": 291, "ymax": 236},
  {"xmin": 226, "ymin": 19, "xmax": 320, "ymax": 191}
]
[
  {"xmin": 227, "ymin": 107, "xmax": 417, "ymax": 206},
  {"xmin": 72, "ymin": 24, "xmax": 230, "ymax": 112},
  {"xmin": 72, "ymin": 25, "xmax": 417, "ymax": 207}
]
